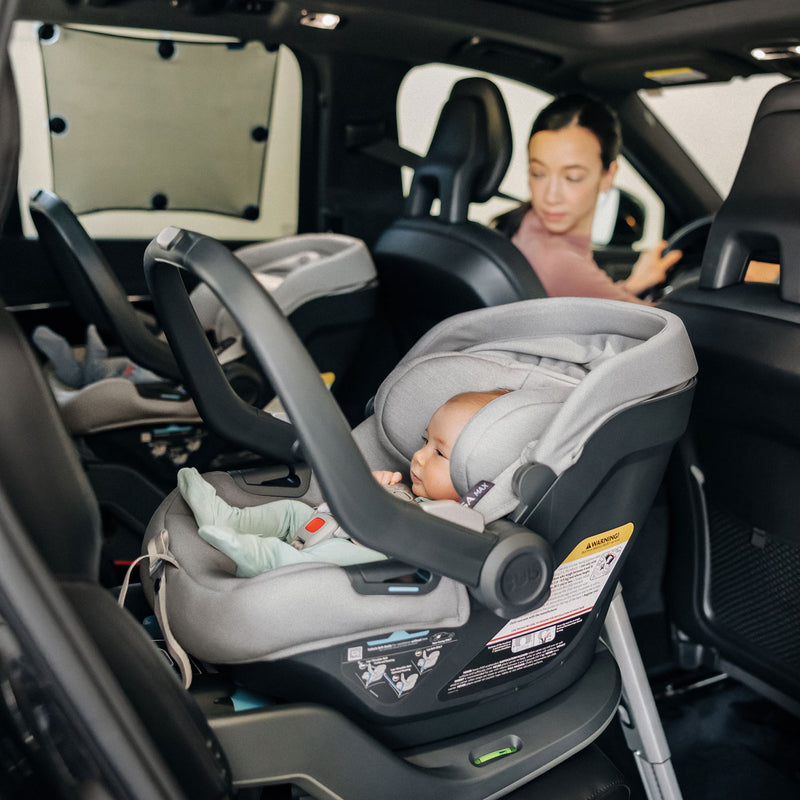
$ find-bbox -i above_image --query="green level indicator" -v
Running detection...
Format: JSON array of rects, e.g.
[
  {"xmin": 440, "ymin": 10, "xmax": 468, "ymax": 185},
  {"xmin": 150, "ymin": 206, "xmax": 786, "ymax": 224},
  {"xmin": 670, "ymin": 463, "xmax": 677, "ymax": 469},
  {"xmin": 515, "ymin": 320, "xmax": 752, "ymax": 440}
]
[{"xmin": 472, "ymin": 746, "xmax": 519, "ymax": 766}]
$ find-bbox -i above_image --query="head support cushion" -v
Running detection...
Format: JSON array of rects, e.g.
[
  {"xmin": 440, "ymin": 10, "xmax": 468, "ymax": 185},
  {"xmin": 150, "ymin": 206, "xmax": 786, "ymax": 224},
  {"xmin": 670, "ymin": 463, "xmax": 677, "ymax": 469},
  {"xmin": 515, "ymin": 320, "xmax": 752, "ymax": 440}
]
[
  {"xmin": 374, "ymin": 352, "xmax": 578, "ymax": 520},
  {"xmin": 450, "ymin": 388, "xmax": 570, "ymax": 494},
  {"xmin": 376, "ymin": 352, "xmax": 579, "ymax": 462}
]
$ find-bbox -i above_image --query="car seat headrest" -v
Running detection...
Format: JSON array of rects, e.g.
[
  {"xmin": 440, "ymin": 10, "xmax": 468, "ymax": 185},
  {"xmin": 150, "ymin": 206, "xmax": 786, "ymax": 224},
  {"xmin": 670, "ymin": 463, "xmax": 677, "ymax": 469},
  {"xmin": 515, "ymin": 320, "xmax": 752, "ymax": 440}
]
[
  {"xmin": 405, "ymin": 77, "xmax": 512, "ymax": 224},
  {"xmin": 374, "ymin": 351, "xmax": 578, "ymax": 520},
  {"xmin": 700, "ymin": 79, "xmax": 800, "ymax": 302},
  {"xmin": 377, "ymin": 353, "xmax": 529, "ymax": 463},
  {"xmin": 450, "ymin": 388, "xmax": 568, "ymax": 497}
]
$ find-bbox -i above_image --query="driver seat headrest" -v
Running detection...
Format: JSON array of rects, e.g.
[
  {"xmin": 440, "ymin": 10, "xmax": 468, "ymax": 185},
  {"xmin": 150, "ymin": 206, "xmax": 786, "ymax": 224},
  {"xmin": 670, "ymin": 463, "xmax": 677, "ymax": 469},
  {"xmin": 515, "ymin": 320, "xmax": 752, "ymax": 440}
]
[
  {"xmin": 700, "ymin": 78, "xmax": 800, "ymax": 301},
  {"xmin": 405, "ymin": 77, "xmax": 512, "ymax": 224}
]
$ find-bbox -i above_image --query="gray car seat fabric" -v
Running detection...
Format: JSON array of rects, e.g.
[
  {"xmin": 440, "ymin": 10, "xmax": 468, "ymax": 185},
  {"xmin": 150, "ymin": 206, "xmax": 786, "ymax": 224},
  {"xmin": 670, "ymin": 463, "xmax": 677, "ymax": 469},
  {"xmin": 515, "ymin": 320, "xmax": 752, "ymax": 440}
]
[
  {"xmin": 144, "ymin": 297, "xmax": 697, "ymax": 665},
  {"xmin": 148, "ymin": 478, "xmax": 471, "ymax": 663},
  {"xmin": 47, "ymin": 367, "xmax": 198, "ymax": 435},
  {"xmin": 190, "ymin": 233, "xmax": 377, "ymax": 364}
]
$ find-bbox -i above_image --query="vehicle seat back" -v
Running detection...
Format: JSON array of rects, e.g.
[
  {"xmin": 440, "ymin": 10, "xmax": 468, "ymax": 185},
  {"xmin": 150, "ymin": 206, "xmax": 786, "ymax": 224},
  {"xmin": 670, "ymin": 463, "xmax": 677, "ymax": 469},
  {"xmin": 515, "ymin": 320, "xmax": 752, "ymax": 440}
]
[
  {"xmin": 661, "ymin": 78, "xmax": 800, "ymax": 709},
  {"xmin": 373, "ymin": 77, "xmax": 546, "ymax": 354},
  {"xmin": 0, "ymin": 300, "xmax": 232, "ymax": 798}
]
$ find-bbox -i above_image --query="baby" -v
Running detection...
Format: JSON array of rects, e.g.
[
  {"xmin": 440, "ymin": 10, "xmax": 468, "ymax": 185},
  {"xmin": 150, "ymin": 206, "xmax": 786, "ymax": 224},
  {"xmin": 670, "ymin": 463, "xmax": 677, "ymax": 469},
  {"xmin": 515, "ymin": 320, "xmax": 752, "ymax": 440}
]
[
  {"xmin": 32, "ymin": 324, "xmax": 161, "ymax": 388},
  {"xmin": 178, "ymin": 389, "xmax": 507, "ymax": 576}
]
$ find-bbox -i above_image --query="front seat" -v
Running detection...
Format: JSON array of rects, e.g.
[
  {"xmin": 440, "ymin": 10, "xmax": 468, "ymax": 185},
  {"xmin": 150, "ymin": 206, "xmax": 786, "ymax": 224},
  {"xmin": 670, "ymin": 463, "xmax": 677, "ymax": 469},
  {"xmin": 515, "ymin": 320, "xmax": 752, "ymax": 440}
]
[
  {"xmin": 373, "ymin": 77, "xmax": 546, "ymax": 355},
  {"xmin": 660, "ymin": 78, "xmax": 800, "ymax": 712}
]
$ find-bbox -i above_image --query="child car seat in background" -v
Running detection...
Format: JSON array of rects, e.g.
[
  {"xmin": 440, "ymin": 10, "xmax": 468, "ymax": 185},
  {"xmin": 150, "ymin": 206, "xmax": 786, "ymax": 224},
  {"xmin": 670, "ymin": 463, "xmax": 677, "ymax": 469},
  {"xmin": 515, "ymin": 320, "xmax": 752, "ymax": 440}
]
[
  {"xmin": 189, "ymin": 230, "xmax": 378, "ymax": 422},
  {"xmin": 137, "ymin": 227, "xmax": 696, "ymax": 799},
  {"xmin": 29, "ymin": 189, "xmax": 378, "ymax": 423}
]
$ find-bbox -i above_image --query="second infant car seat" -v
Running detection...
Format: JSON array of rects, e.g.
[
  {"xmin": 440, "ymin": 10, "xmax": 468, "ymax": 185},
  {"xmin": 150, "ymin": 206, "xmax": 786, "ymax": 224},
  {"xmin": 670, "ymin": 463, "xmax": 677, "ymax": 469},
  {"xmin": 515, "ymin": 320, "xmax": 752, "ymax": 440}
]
[
  {"xmin": 138, "ymin": 229, "xmax": 696, "ymax": 798},
  {"xmin": 29, "ymin": 189, "xmax": 378, "ymax": 431}
]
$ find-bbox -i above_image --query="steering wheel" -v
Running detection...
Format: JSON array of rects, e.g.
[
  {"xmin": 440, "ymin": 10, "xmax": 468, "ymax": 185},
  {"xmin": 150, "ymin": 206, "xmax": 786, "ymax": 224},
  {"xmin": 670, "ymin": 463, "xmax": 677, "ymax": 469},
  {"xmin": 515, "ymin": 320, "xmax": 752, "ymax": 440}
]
[{"xmin": 645, "ymin": 214, "xmax": 714, "ymax": 302}]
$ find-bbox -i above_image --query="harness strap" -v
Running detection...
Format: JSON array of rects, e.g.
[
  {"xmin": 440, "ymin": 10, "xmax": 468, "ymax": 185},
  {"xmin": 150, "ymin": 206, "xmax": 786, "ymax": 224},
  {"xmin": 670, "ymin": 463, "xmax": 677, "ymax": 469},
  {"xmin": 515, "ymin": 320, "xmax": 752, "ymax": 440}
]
[{"xmin": 118, "ymin": 529, "xmax": 194, "ymax": 689}]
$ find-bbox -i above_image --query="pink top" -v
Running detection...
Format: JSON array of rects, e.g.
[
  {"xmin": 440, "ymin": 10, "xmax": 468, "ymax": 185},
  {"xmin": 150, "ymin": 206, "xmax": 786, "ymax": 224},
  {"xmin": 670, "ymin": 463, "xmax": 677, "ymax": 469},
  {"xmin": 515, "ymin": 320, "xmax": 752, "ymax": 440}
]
[{"xmin": 512, "ymin": 209, "xmax": 641, "ymax": 303}]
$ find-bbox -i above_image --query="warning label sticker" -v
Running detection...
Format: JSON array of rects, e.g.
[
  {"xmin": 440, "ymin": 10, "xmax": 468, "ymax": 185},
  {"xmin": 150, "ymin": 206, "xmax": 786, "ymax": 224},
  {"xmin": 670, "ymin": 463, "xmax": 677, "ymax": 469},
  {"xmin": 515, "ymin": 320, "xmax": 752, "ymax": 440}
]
[{"xmin": 442, "ymin": 523, "xmax": 633, "ymax": 699}]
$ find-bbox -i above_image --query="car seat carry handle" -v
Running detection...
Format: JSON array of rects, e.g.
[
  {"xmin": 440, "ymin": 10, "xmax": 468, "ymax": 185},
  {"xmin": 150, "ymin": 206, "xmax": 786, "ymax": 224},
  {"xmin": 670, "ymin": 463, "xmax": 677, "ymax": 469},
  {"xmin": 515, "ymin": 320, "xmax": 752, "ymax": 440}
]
[
  {"xmin": 144, "ymin": 236, "xmax": 300, "ymax": 466},
  {"xmin": 30, "ymin": 188, "xmax": 184, "ymax": 384},
  {"xmin": 144, "ymin": 228, "xmax": 552, "ymax": 617}
]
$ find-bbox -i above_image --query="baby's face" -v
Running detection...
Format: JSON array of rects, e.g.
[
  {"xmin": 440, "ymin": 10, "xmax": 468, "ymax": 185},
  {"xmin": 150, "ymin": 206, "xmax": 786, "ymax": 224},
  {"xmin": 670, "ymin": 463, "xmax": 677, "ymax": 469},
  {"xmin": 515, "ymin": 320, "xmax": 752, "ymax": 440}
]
[{"xmin": 409, "ymin": 398, "xmax": 475, "ymax": 501}]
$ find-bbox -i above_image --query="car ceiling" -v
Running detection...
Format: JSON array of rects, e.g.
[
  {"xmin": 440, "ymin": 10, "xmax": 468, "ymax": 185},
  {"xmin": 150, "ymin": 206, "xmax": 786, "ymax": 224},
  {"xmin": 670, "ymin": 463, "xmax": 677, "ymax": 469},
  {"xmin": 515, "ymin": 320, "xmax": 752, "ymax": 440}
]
[{"xmin": 12, "ymin": 0, "xmax": 800, "ymax": 95}]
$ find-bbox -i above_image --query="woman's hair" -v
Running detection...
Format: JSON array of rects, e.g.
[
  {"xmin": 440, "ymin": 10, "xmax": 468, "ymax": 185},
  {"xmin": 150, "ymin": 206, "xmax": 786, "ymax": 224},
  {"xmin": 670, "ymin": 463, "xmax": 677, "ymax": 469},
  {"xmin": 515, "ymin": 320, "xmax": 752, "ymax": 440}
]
[
  {"xmin": 530, "ymin": 94, "xmax": 621, "ymax": 169},
  {"xmin": 492, "ymin": 94, "xmax": 621, "ymax": 237}
]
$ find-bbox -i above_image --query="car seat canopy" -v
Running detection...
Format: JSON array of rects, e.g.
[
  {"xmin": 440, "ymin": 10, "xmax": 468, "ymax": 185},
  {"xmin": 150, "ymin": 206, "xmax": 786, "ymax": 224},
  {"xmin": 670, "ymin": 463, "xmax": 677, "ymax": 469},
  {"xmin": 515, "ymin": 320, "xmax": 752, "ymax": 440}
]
[{"xmin": 371, "ymin": 297, "xmax": 698, "ymax": 521}]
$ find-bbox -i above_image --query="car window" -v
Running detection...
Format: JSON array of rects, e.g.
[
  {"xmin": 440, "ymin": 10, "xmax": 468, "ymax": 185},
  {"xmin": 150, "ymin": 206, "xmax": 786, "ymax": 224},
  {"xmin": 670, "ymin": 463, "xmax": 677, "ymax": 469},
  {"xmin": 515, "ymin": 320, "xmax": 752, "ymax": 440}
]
[
  {"xmin": 638, "ymin": 73, "xmax": 787, "ymax": 198},
  {"xmin": 397, "ymin": 63, "xmax": 664, "ymax": 249},
  {"xmin": 9, "ymin": 21, "xmax": 301, "ymax": 240}
]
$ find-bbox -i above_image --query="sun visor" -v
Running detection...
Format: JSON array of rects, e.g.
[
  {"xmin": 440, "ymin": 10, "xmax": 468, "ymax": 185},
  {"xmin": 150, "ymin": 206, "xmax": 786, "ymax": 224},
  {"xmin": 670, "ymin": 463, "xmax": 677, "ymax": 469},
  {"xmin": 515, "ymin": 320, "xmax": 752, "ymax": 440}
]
[
  {"xmin": 38, "ymin": 25, "xmax": 277, "ymax": 218},
  {"xmin": 581, "ymin": 52, "xmax": 757, "ymax": 92}
]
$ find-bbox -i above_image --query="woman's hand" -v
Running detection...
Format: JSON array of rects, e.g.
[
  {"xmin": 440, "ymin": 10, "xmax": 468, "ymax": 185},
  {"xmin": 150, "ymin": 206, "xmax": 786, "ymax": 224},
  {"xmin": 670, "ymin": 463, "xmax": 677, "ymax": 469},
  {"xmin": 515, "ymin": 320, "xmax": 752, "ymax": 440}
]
[
  {"xmin": 372, "ymin": 470, "xmax": 403, "ymax": 486},
  {"xmin": 624, "ymin": 240, "xmax": 683, "ymax": 296}
]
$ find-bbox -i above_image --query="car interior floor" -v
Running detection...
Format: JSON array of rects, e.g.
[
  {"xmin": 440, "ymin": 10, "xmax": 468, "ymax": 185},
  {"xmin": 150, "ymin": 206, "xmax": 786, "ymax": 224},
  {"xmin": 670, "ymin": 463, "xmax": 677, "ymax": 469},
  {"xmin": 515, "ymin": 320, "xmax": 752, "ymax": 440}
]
[{"xmin": 616, "ymin": 495, "xmax": 800, "ymax": 800}]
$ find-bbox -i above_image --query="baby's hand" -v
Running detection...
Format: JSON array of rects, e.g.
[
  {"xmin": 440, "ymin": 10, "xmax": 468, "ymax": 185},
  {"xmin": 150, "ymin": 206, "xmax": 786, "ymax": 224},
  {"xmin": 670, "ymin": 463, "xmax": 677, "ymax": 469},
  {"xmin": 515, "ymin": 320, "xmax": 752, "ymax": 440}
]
[{"xmin": 372, "ymin": 470, "xmax": 403, "ymax": 486}]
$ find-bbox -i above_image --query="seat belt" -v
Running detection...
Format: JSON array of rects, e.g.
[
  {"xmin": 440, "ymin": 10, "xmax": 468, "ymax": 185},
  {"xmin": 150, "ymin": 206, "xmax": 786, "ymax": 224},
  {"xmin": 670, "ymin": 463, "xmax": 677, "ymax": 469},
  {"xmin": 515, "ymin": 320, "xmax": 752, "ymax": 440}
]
[{"xmin": 358, "ymin": 138, "xmax": 520, "ymax": 203}]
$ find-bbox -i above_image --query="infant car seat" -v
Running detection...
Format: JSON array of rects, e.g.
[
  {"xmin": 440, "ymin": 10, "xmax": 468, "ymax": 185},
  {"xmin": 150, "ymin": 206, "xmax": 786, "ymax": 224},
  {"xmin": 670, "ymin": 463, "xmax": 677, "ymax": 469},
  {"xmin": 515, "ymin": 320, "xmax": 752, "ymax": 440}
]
[
  {"xmin": 190, "ymin": 232, "xmax": 376, "ymax": 372},
  {"xmin": 137, "ymin": 228, "xmax": 696, "ymax": 799}
]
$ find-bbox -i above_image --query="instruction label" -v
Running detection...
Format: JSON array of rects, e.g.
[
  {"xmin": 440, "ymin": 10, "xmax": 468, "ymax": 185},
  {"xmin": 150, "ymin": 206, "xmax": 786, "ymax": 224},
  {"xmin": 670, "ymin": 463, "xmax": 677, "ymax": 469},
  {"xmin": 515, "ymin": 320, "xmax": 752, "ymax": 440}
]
[
  {"xmin": 341, "ymin": 630, "xmax": 457, "ymax": 704},
  {"xmin": 442, "ymin": 523, "xmax": 633, "ymax": 699}
]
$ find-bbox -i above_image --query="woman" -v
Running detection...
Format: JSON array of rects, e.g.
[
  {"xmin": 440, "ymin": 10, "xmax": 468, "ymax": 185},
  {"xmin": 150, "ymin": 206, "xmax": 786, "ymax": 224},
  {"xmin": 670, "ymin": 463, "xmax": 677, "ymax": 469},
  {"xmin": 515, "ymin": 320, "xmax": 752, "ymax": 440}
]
[{"xmin": 494, "ymin": 94, "xmax": 681, "ymax": 303}]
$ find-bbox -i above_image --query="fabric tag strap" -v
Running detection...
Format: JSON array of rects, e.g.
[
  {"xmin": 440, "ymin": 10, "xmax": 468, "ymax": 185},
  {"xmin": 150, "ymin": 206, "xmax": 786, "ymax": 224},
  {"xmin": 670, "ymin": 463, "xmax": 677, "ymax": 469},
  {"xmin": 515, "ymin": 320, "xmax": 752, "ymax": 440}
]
[{"xmin": 461, "ymin": 480, "xmax": 494, "ymax": 508}]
